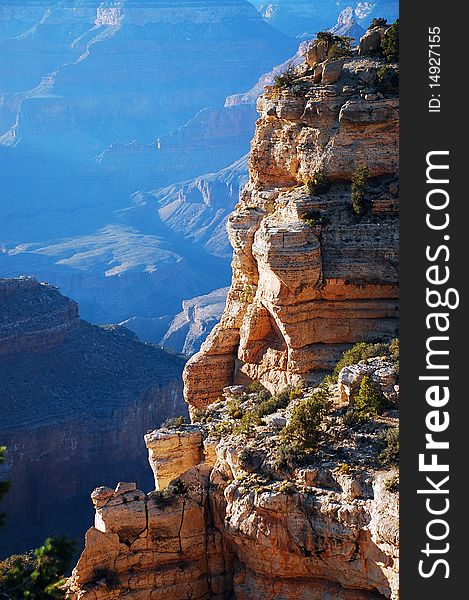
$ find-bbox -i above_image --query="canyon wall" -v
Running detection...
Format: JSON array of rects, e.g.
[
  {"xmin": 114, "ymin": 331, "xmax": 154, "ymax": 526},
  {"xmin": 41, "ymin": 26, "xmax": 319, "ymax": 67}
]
[{"xmin": 184, "ymin": 54, "xmax": 399, "ymax": 410}]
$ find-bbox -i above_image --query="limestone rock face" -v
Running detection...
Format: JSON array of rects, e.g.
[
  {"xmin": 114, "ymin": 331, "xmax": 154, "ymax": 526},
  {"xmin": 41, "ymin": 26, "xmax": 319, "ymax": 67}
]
[
  {"xmin": 145, "ymin": 427, "xmax": 204, "ymax": 491},
  {"xmin": 184, "ymin": 55, "xmax": 399, "ymax": 410},
  {"xmin": 68, "ymin": 420, "xmax": 399, "ymax": 600}
]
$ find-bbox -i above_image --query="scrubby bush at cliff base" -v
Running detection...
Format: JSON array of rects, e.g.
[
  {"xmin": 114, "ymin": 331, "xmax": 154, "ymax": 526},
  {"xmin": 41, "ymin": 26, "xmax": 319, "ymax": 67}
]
[
  {"xmin": 0, "ymin": 536, "xmax": 76, "ymax": 599},
  {"xmin": 273, "ymin": 64, "xmax": 297, "ymax": 88},
  {"xmin": 301, "ymin": 210, "xmax": 330, "ymax": 227},
  {"xmin": 280, "ymin": 386, "xmax": 332, "ymax": 453},
  {"xmin": 381, "ymin": 19, "xmax": 399, "ymax": 62},
  {"xmin": 351, "ymin": 164, "xmax": 369, "ymax": 216},
  {"xmin": 353, "ymin": 375, "xmax": 384, "ymax": 418},
  {"xmin": 0, "ymin": 446, "xmax": 9, "ymax": 527},
  {"xmin": 305, "ymin": 171, "xmax": 331, "ymax": 196},
  {"xmin": 254, "ymin": 385, "xmax": 302, "ymax": 418},
  {"xmin": 161, "ymin": 415, "xmax": 187, "ymax": 430},
  {"xmin": 331, "ymin": 340, "xmax": 397, "ymax": 382},
  {"xmin": 379, "ymin": 427, "xmax": 399, "ymax": 465},
  {"xmin": 376, "ymin": 65, "xmax": 399, "ymax": 93}
]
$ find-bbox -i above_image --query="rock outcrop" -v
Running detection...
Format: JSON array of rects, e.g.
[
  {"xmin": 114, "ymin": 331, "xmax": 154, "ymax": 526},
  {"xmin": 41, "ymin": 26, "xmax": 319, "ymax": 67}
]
[
  {"xmin": 184, "ymin": 52, "xmax": 399, "ymax": 410},
  {"xmin": 69, "ymin": 378, "xmax": 399, "ymax": 599}
]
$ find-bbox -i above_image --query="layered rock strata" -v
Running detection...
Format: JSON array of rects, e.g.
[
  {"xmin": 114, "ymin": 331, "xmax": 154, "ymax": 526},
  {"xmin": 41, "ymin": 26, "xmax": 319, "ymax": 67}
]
[
  {"xmin": 184, "ymin": 54, "xmax": 399, "ymax": 410},
  {"xmin": 69, "ymin": 383, "xmax": 399, "ymax": 600}
]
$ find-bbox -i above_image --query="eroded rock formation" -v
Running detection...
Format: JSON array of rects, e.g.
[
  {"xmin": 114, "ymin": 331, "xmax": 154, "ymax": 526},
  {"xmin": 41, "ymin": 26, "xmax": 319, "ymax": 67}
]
[{"xmin": 184, "ymin": 54, "xmax": 399, "ymax": 411}]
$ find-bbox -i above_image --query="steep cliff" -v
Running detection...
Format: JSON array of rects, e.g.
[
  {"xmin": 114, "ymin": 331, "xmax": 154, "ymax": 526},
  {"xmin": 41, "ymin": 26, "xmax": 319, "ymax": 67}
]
[
  {"xmin": 0, "ymin": 277, "xmax": 187, "ymax": 557},
  {"xmin": 184, "ymin": 53, "xmax": 399, "ymax": 410},
  {"xmin": 67, "ymin": 43, "xmax": 399, "ymax": 600}
]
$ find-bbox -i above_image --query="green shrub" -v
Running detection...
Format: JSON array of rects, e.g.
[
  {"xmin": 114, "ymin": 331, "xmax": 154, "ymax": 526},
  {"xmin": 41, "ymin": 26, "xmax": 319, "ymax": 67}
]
[
  {"xmin": 381, "ymin": 19, "xmax": 399, "ymax": 62},
  {"xmin": 379, "ymin": 427, "xmax": 399, "ymax": 465},
  {"xmin": 306, "ymin": 170, "xmax": 331, "ymax": 196},
  {"xmin": 351, "ymin": 163, "xmax": 369, "ymax": 216},
  {"xmin": 316, "ymin": 31, "xmax": 335, "ymax": 44},
  {"xmin": 281, "ymin": 385, "xmax": 332, "ymax": 452},
  {"xmin": 233, "ymin": 411, "xmax": 260, "ymax": 437},
  {"xmin": 389, "ymin": 338, "xmax": 399, "ymax": 362},
  {"xmin": 279, "ymin": 481, "xmax": 296, "ymax": 495},
  {"xmin": 327, "ymin": 36, "xmax": 353, "ymax": 59},
  {"xmin": 274, "ymin": 64, "xmax": 297, "ymax": 88},
  {"xmin": 149, "ymin": 478, "xmax": 188, "ymax": 508},
  {"xmin": 247, "ymin": 381, "xmax": 272, "ymax": 403},
  {"xmin": 384, "ymin": 474, "xmax": 399, "ymax": 493},
  {"xmin": 301, "ymin": 210, "xmax": 330, "ymax": 227},
  {"xmin": 0, "ymin": 537, "xmax": 76, "ymax": 599},
  {"xmin": 368, "ymin": 17, "xmax": 388, "ymax": 29},
  {"xmin": 376, "ymin": 65, "xmax": 399, "ymax": 93},
  {"xmin": 227, "ymin": 399, "xmax": 245, "ymax": 420},
  {"xmin": 161, "ymin": 416, "xmax": 187, "ymax": 430},
  {"xmin": 353, "ymin": 375, "xmax": 384, "ymax": 418},
  {"xmin": 332, "ymin": 341, "xmax": 389, "ymax": 382},
  {"xmin": 274, "ymin": 441, "xmax": 305, "ymax": 469}
]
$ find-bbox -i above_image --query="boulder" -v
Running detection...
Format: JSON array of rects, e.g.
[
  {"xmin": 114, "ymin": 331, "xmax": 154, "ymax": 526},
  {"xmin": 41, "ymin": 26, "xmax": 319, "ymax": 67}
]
[
  {"xmin": 321, "ymin": 58, "xmax": 344, "ymax": 84},
  {"xmin": 306, "ymin": 39, "xmax": 329, "ymax": 66},
  {"xmin": 358, "ymin": 27, "xmax": 388, "ymax": 56}
]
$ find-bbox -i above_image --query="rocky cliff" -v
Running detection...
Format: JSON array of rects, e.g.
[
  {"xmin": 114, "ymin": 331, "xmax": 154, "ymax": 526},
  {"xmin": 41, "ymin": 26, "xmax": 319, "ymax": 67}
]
[
  {"xmin": 0, "ymin": 277, "xmax": 187, "ymax": 557},
  {"xmin": 67, "ymin": 41, "xmax": 399, "ymax": 599},
  {"xmin": 184, "ymin": 52, "xmax": 399, "ymax": 410}
]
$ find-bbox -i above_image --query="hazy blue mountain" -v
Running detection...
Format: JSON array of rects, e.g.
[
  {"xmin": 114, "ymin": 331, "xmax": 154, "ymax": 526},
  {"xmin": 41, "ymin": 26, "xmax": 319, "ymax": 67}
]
[
  {"xmin": 0, "ymin": 0, "xmax": 295, "ymax": 324},
  {"xmin": 250, "ymin": 1, "xmax": 399, "ymax": 38}
]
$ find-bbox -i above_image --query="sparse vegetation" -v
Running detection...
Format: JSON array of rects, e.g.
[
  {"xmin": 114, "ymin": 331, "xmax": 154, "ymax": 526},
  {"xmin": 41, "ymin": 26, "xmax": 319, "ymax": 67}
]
[
  {"xmin": 379, "ymin": 427, "xmax": 399, "ymax": 465},
  {"xmin": 332, "ymin": 341, "xmax": 389, "ymax": 382},
  {"xmin": 306, "ymin": 171, "xmax": 331, "ymax": 196},
  {"xmin": 327, "ymin": 36, "xmax": 353, "ymax": 60},
  {"xmin": 339, "ymin": 463, "xmax": 351, "ymax": 475},
  {"xmin": 149, "ymin": 478, "xmax": 188, "ymax": 507},
  {"xmin": 280, "ymin": 385, "xmax": 332, "ymax": 453},
  {"xmin": 227, "ymin": 399, "xmax": 245, "ymax": 420},
  {"xmin": 389, "ymin": 338, "xmax": 399, "ymax": 362},
  {"xmin": 253, "ymin": 385, "xmax": 302, "ymax": 418},
  {"xmin": 279, "ymin": 481, "xmax": 296, "ymax": 495},
  {"xmin": 381, "ymin": 19, "xmax": 399, "ymax": 62},
  {"xmin": 368, "ymin": 17, "xmax": 388, "ymax": 29},
  {"xmin": 161, "ymin": 415, "xmax": 187, "ymax": 430},
  {"xmin": 233, "ymin": 411, "xmax": 261, "ymax": 437},
  {"xmin": 301, "ymin": 210, "xmax": 330, "ymax": 227},
  {"xmin": 351, "ymin": 163, "xmax": 369, "ymax": 216},
  {"xmin": 376, "ymin": 65, "xmax": 399, "ymax": 93},
  {"xmin": 273, "ymin": 64, "xmax": 297, "ymax": 88},
  {"xmin": 0, "ymin": 536, "xmax": 76, "ymax": 599},
  {"xmin": 384, "ymin": 474, "xmax": 399, "ymax": 493},
  {"xmin": 353, "ymin": 375, "xmax": 384, "ymax": 418},
  {"xmin": 316, "ymin": 31, "xmax": 335, "ymax": 44}
]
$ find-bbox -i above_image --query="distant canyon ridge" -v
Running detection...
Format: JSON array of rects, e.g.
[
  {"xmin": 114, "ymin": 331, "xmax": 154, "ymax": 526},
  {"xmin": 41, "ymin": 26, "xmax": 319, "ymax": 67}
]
[{"xmin": 0, "ymin": 1, "xmax": 396, "ymax": 350}]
